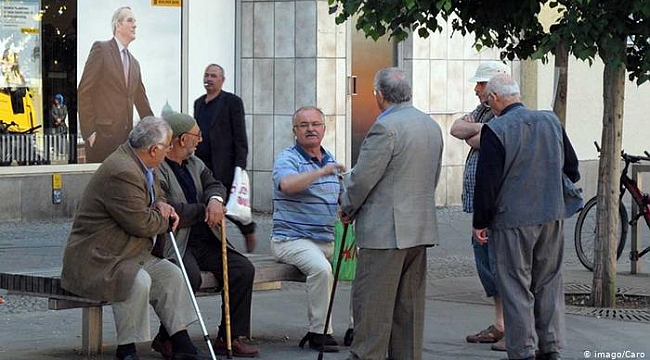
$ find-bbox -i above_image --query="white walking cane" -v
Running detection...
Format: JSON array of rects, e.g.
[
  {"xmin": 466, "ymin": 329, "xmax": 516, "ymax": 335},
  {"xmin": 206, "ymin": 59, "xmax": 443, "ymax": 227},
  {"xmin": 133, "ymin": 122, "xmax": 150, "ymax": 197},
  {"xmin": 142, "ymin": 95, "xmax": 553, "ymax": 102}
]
[{"xmin": 168, "ymin": 224, "xmax": 219, "ymax": 360}]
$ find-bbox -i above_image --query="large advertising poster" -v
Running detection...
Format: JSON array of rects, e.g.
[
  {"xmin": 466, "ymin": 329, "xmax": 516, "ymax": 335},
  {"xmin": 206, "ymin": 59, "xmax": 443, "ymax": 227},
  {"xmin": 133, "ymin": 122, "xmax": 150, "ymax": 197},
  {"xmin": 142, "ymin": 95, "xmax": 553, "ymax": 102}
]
[
  {"xmin": 0, "ymin": 0, "xmax": 41, "ymax": 133},
  {"xmin": 77, "ymin": 0, "xmax": 181, "ymax": 163}
]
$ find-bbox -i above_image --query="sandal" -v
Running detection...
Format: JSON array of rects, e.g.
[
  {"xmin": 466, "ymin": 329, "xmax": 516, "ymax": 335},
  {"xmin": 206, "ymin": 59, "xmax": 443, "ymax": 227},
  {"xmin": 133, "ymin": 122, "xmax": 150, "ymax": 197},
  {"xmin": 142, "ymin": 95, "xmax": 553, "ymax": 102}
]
[{"xmin": 466, "ymin": 325, "xmax": 504, "ymax": 343}]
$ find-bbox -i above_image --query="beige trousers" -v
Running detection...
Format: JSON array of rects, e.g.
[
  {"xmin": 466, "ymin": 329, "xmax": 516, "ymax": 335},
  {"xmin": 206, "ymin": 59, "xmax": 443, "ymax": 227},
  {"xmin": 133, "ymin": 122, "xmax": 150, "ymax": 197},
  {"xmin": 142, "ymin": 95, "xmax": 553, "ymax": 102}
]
[
  {"xmin": 271, "ymin": 238, "xmax": 335, "ymax": 334},
  {"xmin": 111, "ymin": 254, "xmax": 197, "ymax": 344}
]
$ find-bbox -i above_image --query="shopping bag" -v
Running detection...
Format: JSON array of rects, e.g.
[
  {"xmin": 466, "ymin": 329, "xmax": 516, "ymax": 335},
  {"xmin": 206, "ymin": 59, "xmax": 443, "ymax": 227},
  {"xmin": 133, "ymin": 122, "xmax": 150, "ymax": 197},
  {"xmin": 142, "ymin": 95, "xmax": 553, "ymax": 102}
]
[
  {"xmin": 225, "ymin": 166, "xmax": 252, "ymax": 225},
  {"xmin": 332, "ymin": 220, "xmax": 357, "ymax": 281}
]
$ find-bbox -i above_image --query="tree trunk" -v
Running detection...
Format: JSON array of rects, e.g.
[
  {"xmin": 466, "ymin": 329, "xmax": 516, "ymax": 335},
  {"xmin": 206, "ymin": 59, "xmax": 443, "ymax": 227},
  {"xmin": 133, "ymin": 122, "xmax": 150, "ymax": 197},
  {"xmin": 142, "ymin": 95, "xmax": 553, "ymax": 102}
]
[
  {"xmin": 592, "ymin": 56, "xmax": 626, "ymax": 308},
  {"xmin": 552, "ymin": 43, "xmax": 568, "ymax": 127}
]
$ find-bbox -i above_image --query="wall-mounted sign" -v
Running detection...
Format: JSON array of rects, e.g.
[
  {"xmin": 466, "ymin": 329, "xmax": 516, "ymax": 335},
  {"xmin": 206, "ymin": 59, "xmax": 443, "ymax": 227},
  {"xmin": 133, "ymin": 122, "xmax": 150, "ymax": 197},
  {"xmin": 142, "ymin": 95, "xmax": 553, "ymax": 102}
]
[{"xmin": 152, "ymin": 0, "xmax": 181, "ymax": 7}]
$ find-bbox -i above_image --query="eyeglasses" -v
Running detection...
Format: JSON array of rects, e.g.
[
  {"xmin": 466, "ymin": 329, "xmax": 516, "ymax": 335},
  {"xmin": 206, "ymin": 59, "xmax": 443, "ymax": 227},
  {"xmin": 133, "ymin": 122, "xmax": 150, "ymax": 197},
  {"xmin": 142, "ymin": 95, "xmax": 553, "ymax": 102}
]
[
  {"xmin": 293, "ymin": 122, "xmax": 325, "ymax": 130},
  {"xmin": 182, "ymin": 131, "xmax": 202, "ymax": 139},
  {"xmin": 155, "ymin": 142, "xmax": 174, "ymax": 151}
]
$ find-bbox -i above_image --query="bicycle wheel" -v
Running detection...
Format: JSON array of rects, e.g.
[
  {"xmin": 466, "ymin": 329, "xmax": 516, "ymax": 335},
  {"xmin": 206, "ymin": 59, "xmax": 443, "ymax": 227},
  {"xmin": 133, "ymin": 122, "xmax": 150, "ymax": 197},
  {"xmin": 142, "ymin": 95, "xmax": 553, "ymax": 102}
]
[{"xmin": 574, "ymin": 196, "xmax": 628, "ymax": 271}]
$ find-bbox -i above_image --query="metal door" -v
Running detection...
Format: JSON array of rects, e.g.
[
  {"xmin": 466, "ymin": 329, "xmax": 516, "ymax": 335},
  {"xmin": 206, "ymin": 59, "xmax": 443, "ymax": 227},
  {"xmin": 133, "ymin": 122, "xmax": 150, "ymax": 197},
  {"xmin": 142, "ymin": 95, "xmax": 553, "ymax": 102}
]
[{"xmin": 350, "ymin": 31, "xmax": 395, "ymax": 165}]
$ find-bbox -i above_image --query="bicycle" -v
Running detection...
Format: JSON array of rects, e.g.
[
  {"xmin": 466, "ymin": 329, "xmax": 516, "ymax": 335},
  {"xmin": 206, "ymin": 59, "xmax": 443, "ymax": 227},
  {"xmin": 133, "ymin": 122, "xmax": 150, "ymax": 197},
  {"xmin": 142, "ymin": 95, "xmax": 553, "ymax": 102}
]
[{"xmin": 574, "ymin": 142, "xmax": 650, "ymax": 271}]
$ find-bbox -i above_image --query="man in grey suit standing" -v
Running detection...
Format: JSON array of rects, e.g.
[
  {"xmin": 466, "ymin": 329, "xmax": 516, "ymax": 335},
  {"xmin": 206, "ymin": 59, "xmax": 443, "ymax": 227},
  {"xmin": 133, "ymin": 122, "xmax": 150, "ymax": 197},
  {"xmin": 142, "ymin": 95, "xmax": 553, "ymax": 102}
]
[
  {"xmin": 78, "ymin": 6, "xmax": 153, "ymax": 163},
  {"xmin": 340, "ymin": 67, "xmax": 444, "ymax": 360},
  {"xmin": 473, "ymin": 74, "xmax": 579, "ymax": 360}
]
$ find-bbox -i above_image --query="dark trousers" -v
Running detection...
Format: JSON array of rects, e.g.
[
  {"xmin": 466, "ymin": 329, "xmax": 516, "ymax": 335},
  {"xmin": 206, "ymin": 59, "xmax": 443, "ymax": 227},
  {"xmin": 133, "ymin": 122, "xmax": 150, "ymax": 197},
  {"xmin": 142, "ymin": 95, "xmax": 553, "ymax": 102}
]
[
  {"xmin": 183, "ymin": 240, "xmax": 255, "ymax": 338},
  {"xmin": 227, "ymin": 215, "xmax": 256, "ymax": 236}
]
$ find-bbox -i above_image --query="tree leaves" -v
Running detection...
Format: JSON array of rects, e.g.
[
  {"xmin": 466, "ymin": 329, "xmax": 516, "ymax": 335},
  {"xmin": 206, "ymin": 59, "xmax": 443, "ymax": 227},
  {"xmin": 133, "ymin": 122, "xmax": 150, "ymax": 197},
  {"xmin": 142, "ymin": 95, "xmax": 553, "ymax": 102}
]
[{"xmin": 329, "ymin": 0, "xmax": 650, "ymax": 85}]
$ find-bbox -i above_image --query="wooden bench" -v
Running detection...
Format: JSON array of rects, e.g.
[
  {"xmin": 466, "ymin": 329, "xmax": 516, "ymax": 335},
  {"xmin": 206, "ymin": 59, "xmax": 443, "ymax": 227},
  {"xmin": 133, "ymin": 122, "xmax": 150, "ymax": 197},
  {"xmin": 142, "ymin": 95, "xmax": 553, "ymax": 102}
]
[{"xmin": 0, "ymin": 255, "xmax": 305, "ymax": 356}]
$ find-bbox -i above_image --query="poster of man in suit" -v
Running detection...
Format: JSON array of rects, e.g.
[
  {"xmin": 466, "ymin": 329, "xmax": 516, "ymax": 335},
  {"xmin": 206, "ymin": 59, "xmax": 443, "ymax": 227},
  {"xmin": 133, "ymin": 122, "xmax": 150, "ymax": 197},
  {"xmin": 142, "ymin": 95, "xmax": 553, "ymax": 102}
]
[{"xmin": 77, "ymin": 1, "xmax": 181, "ymax": 163}]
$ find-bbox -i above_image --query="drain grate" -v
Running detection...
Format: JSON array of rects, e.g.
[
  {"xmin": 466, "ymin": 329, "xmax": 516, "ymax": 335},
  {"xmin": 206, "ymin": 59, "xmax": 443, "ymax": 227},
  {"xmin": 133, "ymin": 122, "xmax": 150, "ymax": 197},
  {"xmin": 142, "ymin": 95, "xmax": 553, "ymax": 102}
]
[
  {"xmin": 565, "ymin": 283, "xmax": 592, "ymax": 293},
  {"xmin": 564, "ymin": 282, "xmax": 650, "ymax": 323},
  {"xmin": 567, "ymin": 306, "xmax": 650, "ymax": 323},
  {"xmin": 564, "ymin": 283, "xmax": 649, "ymax": 295}
]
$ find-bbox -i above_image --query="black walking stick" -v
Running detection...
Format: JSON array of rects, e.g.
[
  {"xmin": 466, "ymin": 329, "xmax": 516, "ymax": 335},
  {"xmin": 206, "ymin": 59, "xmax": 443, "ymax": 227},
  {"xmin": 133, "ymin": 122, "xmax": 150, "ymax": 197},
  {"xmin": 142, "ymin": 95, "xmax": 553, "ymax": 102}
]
[
  {"xmin": 317, "ymin": 222, "xmax": 350, "ymax": 360},
  {"xmin": 168, "ymin": 222, "xmax": 219, "ymax": 360}
]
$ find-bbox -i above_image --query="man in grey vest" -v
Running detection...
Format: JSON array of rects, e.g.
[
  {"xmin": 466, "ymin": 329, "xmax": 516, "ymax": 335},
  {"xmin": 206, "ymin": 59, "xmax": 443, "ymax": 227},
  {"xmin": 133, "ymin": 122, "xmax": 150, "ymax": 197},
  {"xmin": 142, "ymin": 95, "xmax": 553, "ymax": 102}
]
[{"xmin": 472, "ymin": 74, "xmax": 579, "ymax": 360}]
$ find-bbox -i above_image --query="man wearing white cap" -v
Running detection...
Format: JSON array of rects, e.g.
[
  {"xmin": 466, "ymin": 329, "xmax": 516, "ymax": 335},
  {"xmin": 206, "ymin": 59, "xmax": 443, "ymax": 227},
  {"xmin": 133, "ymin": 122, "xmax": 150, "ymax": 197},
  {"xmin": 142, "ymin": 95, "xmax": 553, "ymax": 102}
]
[{"xmin": 450, "ymin": 61, "xmax": 509, "ymax": 352}]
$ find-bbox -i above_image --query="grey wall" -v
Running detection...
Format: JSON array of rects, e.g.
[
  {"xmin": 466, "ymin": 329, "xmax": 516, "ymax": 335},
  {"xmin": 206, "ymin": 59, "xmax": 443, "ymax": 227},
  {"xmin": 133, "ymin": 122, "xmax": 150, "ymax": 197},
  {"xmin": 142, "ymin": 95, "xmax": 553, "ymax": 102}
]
[
  {"xmin": 0, "ymin": 164, "xmax": 98, "ymax": 222},
  {"xmin": 0, "ymin": 160, "xmax": 631, "ymax": 222}
]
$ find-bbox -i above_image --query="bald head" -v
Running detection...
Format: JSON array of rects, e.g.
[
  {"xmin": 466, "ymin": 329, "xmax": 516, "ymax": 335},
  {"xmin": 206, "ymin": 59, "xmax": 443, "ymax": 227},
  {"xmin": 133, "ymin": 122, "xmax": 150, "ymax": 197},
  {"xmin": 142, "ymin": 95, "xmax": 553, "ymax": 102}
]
[{"xmin": 486, "ymin": 74, "xmax": 521, "ymax": 115}]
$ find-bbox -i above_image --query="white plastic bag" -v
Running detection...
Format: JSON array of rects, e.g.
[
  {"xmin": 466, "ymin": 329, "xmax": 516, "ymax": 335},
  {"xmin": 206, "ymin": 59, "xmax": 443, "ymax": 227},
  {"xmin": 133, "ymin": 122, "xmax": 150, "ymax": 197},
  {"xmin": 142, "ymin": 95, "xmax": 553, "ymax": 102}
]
[{"xmin": 226, "ymin": 166, "xmax": 252, "ymax": 225}]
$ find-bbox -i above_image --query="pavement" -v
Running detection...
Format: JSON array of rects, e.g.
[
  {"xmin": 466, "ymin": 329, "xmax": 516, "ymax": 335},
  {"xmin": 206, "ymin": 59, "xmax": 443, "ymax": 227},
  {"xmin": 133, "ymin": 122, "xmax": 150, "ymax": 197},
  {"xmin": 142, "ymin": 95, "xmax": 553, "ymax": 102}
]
[{"xmin": 0, "ymin": 208, "xmax": 649, "ymax": 360}]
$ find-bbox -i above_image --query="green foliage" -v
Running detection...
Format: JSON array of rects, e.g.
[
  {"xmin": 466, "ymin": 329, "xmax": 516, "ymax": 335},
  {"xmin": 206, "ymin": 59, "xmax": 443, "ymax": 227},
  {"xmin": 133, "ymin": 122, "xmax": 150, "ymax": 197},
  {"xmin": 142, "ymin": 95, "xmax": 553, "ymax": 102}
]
[
  {"xmin": 328, "ymin": 0, "xmax": 448, "ymax": 41},
  {"xmin": 327, "ymin": 0, "xmax": 650, "ymax": 84}
]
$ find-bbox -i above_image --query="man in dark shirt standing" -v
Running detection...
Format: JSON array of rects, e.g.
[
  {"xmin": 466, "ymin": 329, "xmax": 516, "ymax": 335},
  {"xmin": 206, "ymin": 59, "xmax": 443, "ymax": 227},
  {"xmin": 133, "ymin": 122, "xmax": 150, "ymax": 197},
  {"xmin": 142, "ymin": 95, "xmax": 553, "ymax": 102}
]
[
  {"xmin": 473, "ymin": 74, "xmax": 579, "ymax": 360},
  {"xmin": 194, "ymin": 64, "xmax": 256, "ymax": 253}
]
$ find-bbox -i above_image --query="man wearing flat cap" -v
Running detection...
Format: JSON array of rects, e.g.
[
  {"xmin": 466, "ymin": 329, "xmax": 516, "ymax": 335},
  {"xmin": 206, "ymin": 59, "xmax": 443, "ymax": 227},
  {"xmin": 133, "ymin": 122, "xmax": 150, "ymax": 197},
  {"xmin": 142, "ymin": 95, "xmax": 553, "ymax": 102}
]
[
  {"xmin": 154, "ymin": 112, "xmax": 259, "ymax": 358},
  {"xmin": 450, "ymin": 61, "xmax": 509, "ymax": 351}
]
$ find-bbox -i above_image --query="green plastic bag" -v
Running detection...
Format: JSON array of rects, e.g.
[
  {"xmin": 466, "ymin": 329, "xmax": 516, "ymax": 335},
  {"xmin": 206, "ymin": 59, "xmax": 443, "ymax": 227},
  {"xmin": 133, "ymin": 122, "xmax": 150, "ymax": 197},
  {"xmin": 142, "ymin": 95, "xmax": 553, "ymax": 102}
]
[{"xmin": 332, "ymin": 220, "xmax": 357, "ymax": 281}]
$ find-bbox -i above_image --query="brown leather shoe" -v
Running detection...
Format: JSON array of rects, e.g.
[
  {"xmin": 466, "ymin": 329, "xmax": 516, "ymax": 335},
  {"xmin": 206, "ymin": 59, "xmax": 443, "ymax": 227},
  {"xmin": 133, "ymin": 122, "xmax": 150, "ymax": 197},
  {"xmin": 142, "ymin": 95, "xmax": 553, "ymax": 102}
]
[
  {"xmin": 466, "ymin": 325, "xmax": 504, "ymax": 343},
  {"xmin": 214, "ymin": 337, "xmax": 259, "ymax": 358},
  {"xmin": 151, "ymin": 333, "xmax": 173, "ymax": 359}
]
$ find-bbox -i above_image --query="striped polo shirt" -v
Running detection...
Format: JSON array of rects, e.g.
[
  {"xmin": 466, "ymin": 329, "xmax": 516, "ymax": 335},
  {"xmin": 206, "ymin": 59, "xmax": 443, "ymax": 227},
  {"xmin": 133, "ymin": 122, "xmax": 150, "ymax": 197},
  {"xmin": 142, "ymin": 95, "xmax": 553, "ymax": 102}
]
[{"xmin": 272, "ymin": 144, "xmax": 340, "ymax": 243}]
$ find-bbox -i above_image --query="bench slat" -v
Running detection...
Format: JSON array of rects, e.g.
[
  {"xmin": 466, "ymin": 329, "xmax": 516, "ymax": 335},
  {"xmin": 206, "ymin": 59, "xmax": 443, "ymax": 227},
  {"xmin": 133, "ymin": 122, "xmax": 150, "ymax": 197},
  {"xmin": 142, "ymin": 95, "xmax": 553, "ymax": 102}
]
[
  {"xmin": 0, "ymin": 255, "xmax": 306, "ymax": 304},
  {"xmin": 0, "ymin": 255, "xmax": 307, "ymax": 357}
]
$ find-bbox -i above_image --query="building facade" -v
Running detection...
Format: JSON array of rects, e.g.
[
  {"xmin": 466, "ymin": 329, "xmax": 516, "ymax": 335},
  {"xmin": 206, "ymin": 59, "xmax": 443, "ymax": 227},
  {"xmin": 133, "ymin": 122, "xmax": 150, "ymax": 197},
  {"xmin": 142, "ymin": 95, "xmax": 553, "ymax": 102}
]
[{"xmin": 1, "ymin": 0, "xmax": 649, "ymax": 221}]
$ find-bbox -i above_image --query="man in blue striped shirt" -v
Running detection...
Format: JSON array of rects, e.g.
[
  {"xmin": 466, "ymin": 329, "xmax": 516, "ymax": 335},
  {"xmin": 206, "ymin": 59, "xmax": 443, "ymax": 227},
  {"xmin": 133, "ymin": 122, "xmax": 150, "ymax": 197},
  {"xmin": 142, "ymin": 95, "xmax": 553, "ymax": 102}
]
[{"xmin": 271, "ymin": 106, "xmax": 345, "ymax": 352}]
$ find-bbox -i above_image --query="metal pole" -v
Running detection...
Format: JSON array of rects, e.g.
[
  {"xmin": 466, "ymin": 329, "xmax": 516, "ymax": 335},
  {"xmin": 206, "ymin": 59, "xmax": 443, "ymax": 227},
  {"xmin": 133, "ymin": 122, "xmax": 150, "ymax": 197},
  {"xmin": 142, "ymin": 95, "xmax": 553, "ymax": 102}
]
[{"xmin": 168, "ymin": 229, "xmax": 218, "ymax": 360}]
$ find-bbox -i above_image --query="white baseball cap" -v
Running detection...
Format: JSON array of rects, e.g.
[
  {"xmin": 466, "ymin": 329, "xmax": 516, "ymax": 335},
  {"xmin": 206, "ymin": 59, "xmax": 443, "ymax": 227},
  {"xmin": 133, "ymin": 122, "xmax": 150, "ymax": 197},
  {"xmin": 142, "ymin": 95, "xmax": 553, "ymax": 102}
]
[{"xmin": 469, "ymin": 61, "xmax": 509, "ymax": 83}]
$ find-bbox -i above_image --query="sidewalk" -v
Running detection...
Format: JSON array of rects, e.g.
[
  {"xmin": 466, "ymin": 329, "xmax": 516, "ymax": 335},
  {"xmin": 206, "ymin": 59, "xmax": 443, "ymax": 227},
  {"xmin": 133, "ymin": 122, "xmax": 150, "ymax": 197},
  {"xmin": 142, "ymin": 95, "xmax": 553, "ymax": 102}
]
[{"xmin": 0, "ymin": 208, "xmax": 649, "ymax": 359}]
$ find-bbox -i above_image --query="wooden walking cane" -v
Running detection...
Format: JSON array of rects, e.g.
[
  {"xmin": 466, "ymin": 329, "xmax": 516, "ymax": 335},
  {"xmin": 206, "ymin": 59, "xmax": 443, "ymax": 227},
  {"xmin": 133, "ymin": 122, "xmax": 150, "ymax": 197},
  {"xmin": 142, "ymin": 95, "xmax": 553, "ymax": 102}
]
[{"xmin": 221, "ymin": 218, "xmax": 233, "ymax": 358}]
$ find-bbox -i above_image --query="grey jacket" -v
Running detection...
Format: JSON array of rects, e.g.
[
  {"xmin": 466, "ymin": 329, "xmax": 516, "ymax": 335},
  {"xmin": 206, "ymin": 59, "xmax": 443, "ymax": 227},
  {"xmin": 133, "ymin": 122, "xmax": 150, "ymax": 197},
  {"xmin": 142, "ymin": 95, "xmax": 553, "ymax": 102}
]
[
  {"xmin": 157, "ymin": 156, "xmax": 228, "ymax": 259},
  {"xmin": 340, "ymin": 103, "xmax": 444, "ymax": 249}
]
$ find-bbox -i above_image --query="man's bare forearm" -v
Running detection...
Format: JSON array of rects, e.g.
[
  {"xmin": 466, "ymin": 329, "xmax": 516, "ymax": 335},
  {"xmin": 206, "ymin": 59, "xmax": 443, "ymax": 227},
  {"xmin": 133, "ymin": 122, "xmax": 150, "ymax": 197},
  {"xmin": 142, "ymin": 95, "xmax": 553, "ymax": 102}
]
[{"xmin": 450, "ymin": 116, "xmax": 482, "ymax": 140}]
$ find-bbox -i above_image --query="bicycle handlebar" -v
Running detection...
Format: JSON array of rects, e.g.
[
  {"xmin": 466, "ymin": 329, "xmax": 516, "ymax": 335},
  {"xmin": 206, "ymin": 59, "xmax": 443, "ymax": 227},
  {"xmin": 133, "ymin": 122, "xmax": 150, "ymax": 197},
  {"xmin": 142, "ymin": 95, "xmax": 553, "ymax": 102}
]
[
  {"xmin": 0, "ymin": 120, "xmax": 18, "ymax": 127},
  {"xmin": 593, "ymin": 141, "xmax": 650, "ymax": 164},
  {"xmin": 594, "ymin": 141, "xmax": 601, "ymax": 153},
  {"xmin": 623, "ymin": 152, "xmax": 650, "ymax": 164},
  {"xmin": 0, "ymin": 119, "xmax": 41, "ymax": 134}
]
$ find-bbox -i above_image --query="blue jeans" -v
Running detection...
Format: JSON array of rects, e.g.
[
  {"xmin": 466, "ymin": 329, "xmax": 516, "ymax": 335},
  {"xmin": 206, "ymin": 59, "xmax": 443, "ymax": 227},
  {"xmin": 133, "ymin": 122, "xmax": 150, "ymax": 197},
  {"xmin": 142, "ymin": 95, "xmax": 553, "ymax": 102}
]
[{"xmin": 472, "ymin": 237, "xmax": 499, "ymax": 297}]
